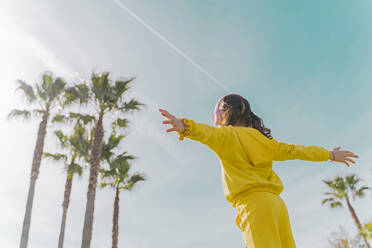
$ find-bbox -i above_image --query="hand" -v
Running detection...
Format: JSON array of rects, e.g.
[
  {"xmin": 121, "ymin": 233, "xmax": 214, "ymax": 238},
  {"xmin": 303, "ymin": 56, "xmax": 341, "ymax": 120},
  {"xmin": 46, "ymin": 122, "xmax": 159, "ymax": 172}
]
[
  {"xmin": 159, "ymin": 108, "xmax": 185, "ymax": 134},
  {"xmin": 330, "ymin": 146, "xmax": 359, "ymax": 167}
]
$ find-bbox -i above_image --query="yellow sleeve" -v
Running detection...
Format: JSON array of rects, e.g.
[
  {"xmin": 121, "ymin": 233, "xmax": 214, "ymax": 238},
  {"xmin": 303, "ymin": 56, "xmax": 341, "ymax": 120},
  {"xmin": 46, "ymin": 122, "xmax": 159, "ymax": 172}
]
[
  {"xmin": 176, "ymin": 118, "xmax": 231, "ymax": 155},
  {"xmin": 271, "ymin": 139, "xmax": 330, "ymax": 162}
]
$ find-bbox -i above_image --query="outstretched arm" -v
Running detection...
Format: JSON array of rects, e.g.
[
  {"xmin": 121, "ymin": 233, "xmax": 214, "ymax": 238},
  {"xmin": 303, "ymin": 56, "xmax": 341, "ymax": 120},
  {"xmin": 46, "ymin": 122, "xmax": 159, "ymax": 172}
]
[
  {"xmin": 159, "ymin": 108, "xmax": 230, "ymax": 154},
  {"xmin": 271, "ymin": 138, "xmax": 358, "ymax": 167}
]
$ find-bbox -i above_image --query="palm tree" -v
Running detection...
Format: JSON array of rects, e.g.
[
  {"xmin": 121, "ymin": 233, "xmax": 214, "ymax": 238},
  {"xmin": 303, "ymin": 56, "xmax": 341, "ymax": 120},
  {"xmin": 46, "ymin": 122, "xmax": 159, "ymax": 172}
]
[
  {"xmin": 322, "ymin": 174, "xmax": 372, "ymax": 248},
  {"xmin": 63, "ymin": 72, "xmax": 145, "ymax": 247},
  {"xmin": 99, "ymin": 132, "xmax": 145, "ymax": 248},
  {"xmin": 8, "ymin": 72, "xmax": 66, "ymax": 248},
  {"xmin": 44, "ymin": 115, "xmax": 95, "ymax": 248}
]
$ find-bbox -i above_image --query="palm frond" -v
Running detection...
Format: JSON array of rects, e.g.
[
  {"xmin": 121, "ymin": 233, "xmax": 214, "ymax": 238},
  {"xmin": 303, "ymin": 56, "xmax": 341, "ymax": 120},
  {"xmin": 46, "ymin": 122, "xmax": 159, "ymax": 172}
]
[
  {"xmin": 101, "ymin": 134, "xmax": 124, "ymax": 161},
  {"xmin": 69, "ymin": 112, "xmax": 96, "ymax": 125},
  {"xmin": 322, "ymin": 197, "xmax": 334, "ymax": 205},
  {"xmin": 322, "ymin": 195, "xmax": 343, "ymax": 208},
  {"xmin": 323, "ymin": 176, "xmax": 347, "ymax": 199},
  {"xmin": 35, "ymin": 84, "xmax": 47, "ymax": 101},
  {"xmin": 353, "ymin": 186, "xmax": 371, "ymax": 200},
  {"xmin": 64, "ymin": 83, "xmax": 90, "ymax": 106},
  {"xmin": 52, "ymin": 113, "xmax": 96, "ymax": 125},
  {"xmin": 50, "ymin": 77, "xmax": 66, "ymax": 101},
  {"xmin": 69, "ymin": 123, "xmax": 91, "ymax": 159},
  {"xmin": 42, "ymin": 72, "xmax": 53, "ymax": 91},
  {"xmin": 52, "ymin": 114, "xmax": 69, "ymax": 123},
  {"xmin": 91, "ymin": 72, "xmax": 111, "ymax": 104},
  {"xmin": 334, "ymin": 177, "xmax": 347, "ymax": 192},
  {"xmin": 99, "ymin": 151, "xmax": 137, "ymax": 186},
  {"xmin": 113, "ymin": 155, "xmax": 130, "ymax": 176},
  {"xmin": 16, "ymin": 80, "xmax": 36, "ymax": 103},
  {"xmin": 330, "ymin": 201, "xmax": 343, "ymax": 208},
  {"xmin": 75, "ymin": 83, "xmax": 90, "ymax": 103},
  {"xmin": 67, "ymin": 163, "xmax": 83, "ymax": 177},
  {"xmin": 54, "ymin": 130, "xmax": 69, "ymax": 148},
  {"xmin": 39, "ymin": 72, "xmax": 65, "ymax": 103},
  {"xmin": 112, "ymin": 118, "xmax": 129, "ymax": 129},
  {"xmin": 32, "ymin": 109, "xmax": 46, "ymax": 117},
  {"xmin": 100, "ymin": 182, "xmax": 114, "ymax": 188},
  {"xmin": 346, "ymin": 174, "xmax": 360, "ymax": 192},
  {"xmin": 117, "ymin": 151, "xmax": 136, "ymax": 161},
  {"xmin": 43, "ymin": 152, "xmax": 68, "ymax": 162},
  {"xmin": 121, "ymin": 173, "xmax": 145, "ymax": 191},
  {"xmin": 113, "ymin": 77, "xmax": 134, "ymax": 97},
  {"xmin": 8, "ymin": 109, "xmax": 31, "ymax": 120},
  {"xmin": 119, "ymin": 98, "xmax": 145, "ymax": 113},
  {"xmin": 323, "ymin": 192, "xmax": 336, "ymax": 196}
]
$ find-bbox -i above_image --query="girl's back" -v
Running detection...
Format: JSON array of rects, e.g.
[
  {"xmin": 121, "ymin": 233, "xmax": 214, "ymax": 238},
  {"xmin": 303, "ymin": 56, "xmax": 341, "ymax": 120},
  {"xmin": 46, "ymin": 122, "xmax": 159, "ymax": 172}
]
[{"xmin": 176, "ymin": 118, "xmax": 330, "ymax": 208}]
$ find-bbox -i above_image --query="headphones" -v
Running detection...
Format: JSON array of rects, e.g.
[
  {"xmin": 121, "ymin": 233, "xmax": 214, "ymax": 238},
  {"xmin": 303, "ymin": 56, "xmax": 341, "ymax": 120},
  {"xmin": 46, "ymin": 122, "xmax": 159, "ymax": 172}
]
[{"xmin": 212, "ymin": 94, "xmax": 252, "ymax": 126}]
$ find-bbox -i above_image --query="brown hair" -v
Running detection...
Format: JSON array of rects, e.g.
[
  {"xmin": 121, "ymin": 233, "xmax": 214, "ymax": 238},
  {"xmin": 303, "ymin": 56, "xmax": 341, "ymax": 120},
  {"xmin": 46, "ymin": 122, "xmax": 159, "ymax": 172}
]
[{"xmin": 219, "ymin": 94, "xmax": 273, "ymax": 139}]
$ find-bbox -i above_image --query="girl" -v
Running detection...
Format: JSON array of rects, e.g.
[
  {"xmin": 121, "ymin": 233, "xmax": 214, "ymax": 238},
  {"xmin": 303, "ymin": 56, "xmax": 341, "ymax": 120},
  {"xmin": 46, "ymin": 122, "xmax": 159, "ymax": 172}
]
[{"xmin": 159, "ymin": 93, "xmax": 359, "ymax": 248}]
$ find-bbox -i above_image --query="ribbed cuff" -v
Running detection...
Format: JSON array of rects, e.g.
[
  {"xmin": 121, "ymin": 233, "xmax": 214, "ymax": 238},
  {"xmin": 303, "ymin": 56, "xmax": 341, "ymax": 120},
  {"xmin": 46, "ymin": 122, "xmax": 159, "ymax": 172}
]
[
  {"xmin": 177, "ymin": 118, "xmax": 193, "ymax": 141},
  {"xmin": 329, "ymin": 150, "xmax": 335, "ymax": 163}
]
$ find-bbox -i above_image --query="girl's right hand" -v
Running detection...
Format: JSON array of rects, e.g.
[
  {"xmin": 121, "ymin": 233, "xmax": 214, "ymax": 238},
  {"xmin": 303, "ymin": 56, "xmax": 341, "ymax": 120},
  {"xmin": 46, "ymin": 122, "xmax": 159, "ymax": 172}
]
[
  {"xmin": 330, "ymin": 146, "xmax": 359, "ymax": 167},
  {"xmin": 159, "ymin": 108, "xmax": 186, "ymax": 134}
]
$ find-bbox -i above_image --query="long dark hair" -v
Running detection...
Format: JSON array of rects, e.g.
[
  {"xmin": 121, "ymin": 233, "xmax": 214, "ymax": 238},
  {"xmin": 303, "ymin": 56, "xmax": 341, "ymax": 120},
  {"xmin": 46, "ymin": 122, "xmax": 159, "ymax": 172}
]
[{"xmin": 219, "ymin": 94, "xmax": 273, "ymax": 139}]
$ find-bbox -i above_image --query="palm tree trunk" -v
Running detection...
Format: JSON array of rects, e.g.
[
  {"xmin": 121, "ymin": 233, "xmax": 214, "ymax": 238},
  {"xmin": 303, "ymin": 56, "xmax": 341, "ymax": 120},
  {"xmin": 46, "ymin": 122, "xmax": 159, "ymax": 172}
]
[
  {"xmin": 345, "ymin": 196, "xmax": 371, "ymax": 248},
  {"xmin": 81, "ymin": 112, "xmax": 104, "ymax": 248},
  {"xmin": 112, "ymin": 187, "xmax": 120, "ymax": 248},
  {"xmin": 58, "ymin": 173, "xmax": 73, "ymax": 248},
  {"xmin": 20, "ymin": 111, "xmax": 49, "ymax": 248}
]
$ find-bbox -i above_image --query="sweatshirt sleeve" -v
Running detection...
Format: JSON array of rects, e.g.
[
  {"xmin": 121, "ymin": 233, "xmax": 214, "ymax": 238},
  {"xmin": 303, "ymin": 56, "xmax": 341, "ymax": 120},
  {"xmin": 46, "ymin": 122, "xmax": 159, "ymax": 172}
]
[
  {"xmin": 176, "ymin": 118, "xmax": 231, "ymax": 155},
  {"xmin": 271, "ymin": 138, "xmax": 330, "ymax": 162}
]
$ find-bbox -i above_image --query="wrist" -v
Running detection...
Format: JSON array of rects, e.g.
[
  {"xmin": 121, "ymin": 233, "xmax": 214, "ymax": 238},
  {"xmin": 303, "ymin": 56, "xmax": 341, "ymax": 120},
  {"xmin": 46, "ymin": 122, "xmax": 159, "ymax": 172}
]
[
  {"xmin": 179, "ymin": 119, "xmax": 186, "ymax": 133},
  {"xmin": 329, "ymin": 151, "xmax": 335, "ymax": 161}
]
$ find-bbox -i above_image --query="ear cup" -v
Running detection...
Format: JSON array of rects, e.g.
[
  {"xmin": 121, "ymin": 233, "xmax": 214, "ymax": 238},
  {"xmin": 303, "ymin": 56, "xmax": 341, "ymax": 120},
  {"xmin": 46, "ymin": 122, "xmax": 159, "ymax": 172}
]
[{"xmin": 213, "ymin": 96, "xmax": 224, "ymax": 125}]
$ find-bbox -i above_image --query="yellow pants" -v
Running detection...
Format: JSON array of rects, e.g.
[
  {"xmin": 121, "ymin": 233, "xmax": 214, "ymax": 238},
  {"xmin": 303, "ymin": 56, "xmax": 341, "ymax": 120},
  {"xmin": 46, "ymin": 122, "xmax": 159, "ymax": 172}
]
[{"xmin": 235, "ymin": 191, "xmax": 296, "ymax": 248}]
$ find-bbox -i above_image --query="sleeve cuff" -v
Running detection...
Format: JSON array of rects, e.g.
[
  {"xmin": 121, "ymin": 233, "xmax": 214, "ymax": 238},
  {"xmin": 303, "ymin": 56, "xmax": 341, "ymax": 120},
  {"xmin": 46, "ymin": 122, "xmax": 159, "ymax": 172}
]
[{"xmin": 177, "ymin": 118, "xmax": 193, "ymax": 141}]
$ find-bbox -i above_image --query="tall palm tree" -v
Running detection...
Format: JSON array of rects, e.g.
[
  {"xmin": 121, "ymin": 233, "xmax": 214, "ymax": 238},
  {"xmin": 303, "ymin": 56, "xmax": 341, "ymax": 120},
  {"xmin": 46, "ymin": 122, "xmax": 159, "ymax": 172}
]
[
  {"xmin": 8, "ymin": 72, "xmax": 66, "ymax": 248},
  {"xmin": 63, "ymin": 72, "xmax": 145, "ymax": 247},
  {"xmin": 322, "ymin": 174, "xmax": 371, "ymax": 248},
  {"xmin": 99, "ymin": 132, "xmax": 145, "ymax": 248},
  {"xmin": 44, "ymin": 115, "xmax": 95, "ymax": 248}
]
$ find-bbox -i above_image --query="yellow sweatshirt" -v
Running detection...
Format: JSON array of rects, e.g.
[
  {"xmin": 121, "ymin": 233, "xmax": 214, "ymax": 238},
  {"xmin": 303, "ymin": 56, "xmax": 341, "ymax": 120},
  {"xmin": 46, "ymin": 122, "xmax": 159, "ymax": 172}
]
[{"xmin": 176, "ymin": 118, "xmax": 330, "ymax": 208}]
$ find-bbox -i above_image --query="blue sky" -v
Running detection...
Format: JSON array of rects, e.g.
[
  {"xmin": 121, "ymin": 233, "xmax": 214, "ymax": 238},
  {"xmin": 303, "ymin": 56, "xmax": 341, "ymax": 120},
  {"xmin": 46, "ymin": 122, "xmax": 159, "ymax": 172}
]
[{"xmin": 1, "ymin": 0, "xmax": 372, "ymax": 247}]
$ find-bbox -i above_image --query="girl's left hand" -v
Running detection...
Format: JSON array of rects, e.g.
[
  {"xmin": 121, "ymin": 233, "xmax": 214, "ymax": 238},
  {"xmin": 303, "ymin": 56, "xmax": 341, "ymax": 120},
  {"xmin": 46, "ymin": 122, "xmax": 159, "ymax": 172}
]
[
  {"xmin": 331, "ymin": 146, "xmax": 359, "ymax": 167},
  {"xmin": 159, "ymin": 108, "xmax": 185, "ymax": 133}
]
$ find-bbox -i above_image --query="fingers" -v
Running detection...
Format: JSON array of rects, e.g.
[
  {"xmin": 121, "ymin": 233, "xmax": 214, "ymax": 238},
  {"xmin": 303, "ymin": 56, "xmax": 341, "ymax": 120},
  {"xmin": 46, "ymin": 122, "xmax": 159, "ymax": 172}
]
[
  {"xmin": 347, "ymin": 154, "xmax": 359, "ymax": 158},
  {"xmin": 159, "ymin": 109, "xmax": 178, "ymax": 133},
  {"xmin": 159, "ymin": 108, "xmax": 175, "ymax": 120},
  {"xmin": 345, "ymin": 151, "xmax": 359, "ymax": 158},
  {"xmin": 333, "ymin": 146, "xmax": 341, "ymax": 151},
  {"xmin": 344, "ymin": 158, "xmax": 356, "ymax": 164},
  {"xmin": 343, "ymin": 161, "xmax": 350, "ymax": 167},
  {"xmin": 166, "ymin": 127, "xmax": 178, "ymax": 132},
  {"xmin": 162, "ymin": 120, "xmax": 174, "ymax": 125}
]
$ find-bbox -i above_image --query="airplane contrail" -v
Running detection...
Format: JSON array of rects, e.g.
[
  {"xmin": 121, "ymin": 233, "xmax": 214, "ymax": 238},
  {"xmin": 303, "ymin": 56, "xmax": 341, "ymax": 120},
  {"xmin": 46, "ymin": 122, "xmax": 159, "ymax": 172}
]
[{"xmin": 113, "ymin": 0, "xmax": 233, "ymax": 94}]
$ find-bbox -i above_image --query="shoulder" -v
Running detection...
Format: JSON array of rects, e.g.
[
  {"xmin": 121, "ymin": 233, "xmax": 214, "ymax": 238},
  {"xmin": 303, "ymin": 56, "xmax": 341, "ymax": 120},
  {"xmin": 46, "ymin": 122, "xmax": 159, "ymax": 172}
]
[
  {"xmin": 234, "ymin": 126, "xmax": 277, "ymax": 145},
  {"xmin": 216, "ymin": 124, "xmax": 236, "ymax": 135},
  {"xmin": 234, "ymin": 126, "xmax": 259, "ymax": 135}
]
